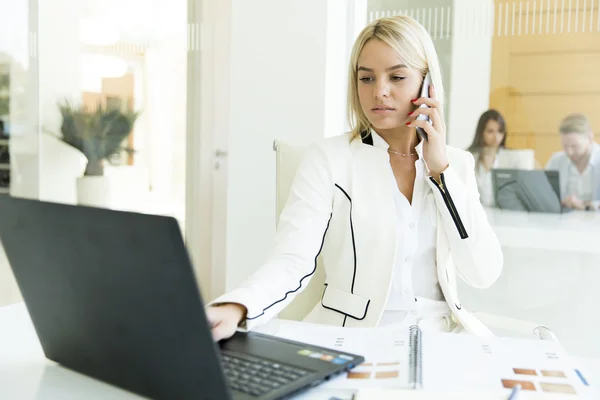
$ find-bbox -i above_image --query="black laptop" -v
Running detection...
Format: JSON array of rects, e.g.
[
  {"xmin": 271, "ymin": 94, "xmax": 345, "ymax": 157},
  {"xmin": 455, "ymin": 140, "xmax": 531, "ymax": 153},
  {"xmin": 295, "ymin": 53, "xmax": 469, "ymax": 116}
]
[
  {"xmin": 492, "ymin": 169, "xmax": 565, "ymax": 213},
  {"xmin": 0, "ymin": 197, "xmax": 363, "ymax": 400}
]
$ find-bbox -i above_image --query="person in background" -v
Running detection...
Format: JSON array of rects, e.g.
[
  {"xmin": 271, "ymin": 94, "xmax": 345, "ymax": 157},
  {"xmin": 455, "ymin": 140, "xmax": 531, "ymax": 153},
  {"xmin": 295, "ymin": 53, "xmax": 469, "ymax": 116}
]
[
  {"xmin": 205, "ymin": 15, "xmax": 503, "ymax": 342},
  {"xmin": 546, "ymin": 113, "xmax": 600, "ymax": 210},
  {"xmin": 467, "ymin": 110, "xmax": 535, "ymax": 207}
]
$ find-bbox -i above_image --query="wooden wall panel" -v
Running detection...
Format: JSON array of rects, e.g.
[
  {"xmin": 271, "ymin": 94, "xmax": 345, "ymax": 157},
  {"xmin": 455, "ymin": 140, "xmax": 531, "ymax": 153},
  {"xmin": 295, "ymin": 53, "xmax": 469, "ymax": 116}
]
[
  {"xmin": 509, "ymin": 53, "xmax": 600, "ymax": 93},
  {"xmin": 506, "ymin": 94, "xmax": 600, "ymax": 133},
  {"xmin": 491, "ymin": 0, "xmax": 600, "ymax": 166}
]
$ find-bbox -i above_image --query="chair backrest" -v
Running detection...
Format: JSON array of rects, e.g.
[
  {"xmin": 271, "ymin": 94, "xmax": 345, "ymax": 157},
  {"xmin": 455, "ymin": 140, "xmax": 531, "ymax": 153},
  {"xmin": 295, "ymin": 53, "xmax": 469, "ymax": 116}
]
[{"xmin": 273, "ymin": 140, "xmax": 326, "ymax": 321}]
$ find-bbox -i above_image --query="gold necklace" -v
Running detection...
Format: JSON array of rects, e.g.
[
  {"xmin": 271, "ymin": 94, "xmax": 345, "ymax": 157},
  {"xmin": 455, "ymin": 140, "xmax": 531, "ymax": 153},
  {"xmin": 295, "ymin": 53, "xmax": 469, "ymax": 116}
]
[{"xmin": 387, "ymin": 148, "xmax": 416, "ymax": 157}]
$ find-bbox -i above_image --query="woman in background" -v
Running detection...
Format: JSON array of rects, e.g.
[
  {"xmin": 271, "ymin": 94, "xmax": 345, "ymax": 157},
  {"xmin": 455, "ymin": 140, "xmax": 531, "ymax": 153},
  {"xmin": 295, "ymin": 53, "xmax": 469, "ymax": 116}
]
[{"xmin": 467, "ymin": 110, "xmax": 535, "ymax": 207}]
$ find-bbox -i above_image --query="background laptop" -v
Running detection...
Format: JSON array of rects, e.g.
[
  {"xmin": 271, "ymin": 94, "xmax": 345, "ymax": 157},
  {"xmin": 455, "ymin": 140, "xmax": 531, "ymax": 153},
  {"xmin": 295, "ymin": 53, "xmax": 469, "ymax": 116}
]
[
  {"xmin": 0, "ymin": 197, "xmax": 363, "ymax": 400},
  {"xmin": 492, "ymin": 169, "xmax": 564, "ymax": 213}
]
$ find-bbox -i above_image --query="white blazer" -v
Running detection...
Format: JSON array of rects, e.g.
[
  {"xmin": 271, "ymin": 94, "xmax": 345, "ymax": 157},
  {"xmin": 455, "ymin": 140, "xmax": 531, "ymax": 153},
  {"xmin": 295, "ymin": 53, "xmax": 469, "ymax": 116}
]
[{"xmin": 212, "ymin": 133, "xmax": 503, "ymax": 336}]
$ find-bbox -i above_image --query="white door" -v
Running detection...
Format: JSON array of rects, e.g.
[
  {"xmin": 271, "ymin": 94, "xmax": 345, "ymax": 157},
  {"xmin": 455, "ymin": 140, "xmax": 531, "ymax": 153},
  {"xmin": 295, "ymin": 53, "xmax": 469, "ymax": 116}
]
[{"xmin": 185, "ymin": 0, "xmax": 231, "ymax": 301}]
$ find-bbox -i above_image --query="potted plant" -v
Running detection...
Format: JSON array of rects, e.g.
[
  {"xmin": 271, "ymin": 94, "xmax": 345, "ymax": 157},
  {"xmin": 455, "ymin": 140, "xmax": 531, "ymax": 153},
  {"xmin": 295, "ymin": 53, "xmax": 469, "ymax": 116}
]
[{"xmin": 58, "ymin": 100, "xmax": 140, "ymax": 207}]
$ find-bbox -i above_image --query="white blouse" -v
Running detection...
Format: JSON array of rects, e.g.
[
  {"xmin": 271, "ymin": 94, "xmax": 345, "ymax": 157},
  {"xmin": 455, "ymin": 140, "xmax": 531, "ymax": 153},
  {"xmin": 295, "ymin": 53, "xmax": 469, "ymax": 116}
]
[
  {"xmin": 369, "ymin": 132, "xmax": 450, "ymax": 328},
  {"xmin": 566, "ymin": 162, "xmax": 594, "ymax": 202}
]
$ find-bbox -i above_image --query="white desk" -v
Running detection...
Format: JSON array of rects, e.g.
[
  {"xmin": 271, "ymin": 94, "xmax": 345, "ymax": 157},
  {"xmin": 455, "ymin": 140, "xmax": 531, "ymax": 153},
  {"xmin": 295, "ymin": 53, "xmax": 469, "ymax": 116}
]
[
  {"xmin": 2, "ymin": 303, "xmax": 600, "ymax": 400},
  {"xmin": 458, "ymin": 208, "xmax": 600, "ymax": 358},
  {"xmin": 484, "ymin": 208, "xmax": 600, "ymax": 254}
]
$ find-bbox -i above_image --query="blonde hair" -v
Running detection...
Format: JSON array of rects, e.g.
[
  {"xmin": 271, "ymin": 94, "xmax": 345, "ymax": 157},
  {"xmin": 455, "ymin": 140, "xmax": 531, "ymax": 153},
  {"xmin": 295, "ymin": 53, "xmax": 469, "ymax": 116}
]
[
  {"xmin": 347, "ymin": 16, "xmax": 445, "ymax": 141},
  {"xmin": 559, "ymin": 113, "xmax": 592, "ymax": 135}
]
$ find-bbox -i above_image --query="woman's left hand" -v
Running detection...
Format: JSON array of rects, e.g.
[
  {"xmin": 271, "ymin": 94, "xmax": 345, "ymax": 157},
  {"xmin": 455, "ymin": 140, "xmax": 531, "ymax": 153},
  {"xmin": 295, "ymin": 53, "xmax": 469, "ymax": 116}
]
[{"xmin": 407, "ymin": 83, "xmax": 449, "ymax": 181}]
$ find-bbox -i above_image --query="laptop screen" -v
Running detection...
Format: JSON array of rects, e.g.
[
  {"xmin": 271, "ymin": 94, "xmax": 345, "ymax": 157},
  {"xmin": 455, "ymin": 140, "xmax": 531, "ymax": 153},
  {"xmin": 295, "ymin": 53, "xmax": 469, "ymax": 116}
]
[{"xmin": 492, "ymin": 169, "xmax": 562, "ymax": 213}]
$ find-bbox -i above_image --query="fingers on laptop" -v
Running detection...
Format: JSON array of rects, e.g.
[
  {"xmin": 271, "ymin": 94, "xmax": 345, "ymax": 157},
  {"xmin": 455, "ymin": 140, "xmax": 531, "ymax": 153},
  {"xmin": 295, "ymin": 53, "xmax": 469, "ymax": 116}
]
[
  {"xmin": 212, "ymin": 322, "xmax": 235, "ymax": 342},
  {"xmin": 206, "ymin": 306, "xmax": 238, "ymax": 341}
]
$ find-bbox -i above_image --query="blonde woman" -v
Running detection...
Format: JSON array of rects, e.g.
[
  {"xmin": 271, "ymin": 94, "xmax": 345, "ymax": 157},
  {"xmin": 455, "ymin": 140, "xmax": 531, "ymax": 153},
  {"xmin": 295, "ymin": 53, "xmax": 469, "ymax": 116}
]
[{"xmin": 207, "ymin": 16, "xmax": 503, "ymax": 340}]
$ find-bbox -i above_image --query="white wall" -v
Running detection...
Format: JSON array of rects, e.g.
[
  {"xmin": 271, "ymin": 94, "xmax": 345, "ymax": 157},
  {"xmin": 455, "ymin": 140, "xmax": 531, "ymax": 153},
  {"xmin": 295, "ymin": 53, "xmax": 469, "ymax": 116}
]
[
  {"xmin": 38, "ymin": 0, "xmax": 82, "ymax": 135},
  {"xmin": 446, "ymin": 0, "xmax": 493, "ymax": 149},
  {"xmin": 142, "ymin": 44, "xmax": 187, "ymax": 205},
  {"xmin": 324, "ymin": 0, "xmax": 351, "ymax": 138},
  {"xmin": 224, "ymin": 0, "xmax": 331, "ymax": 291},
  {"xmin": 324, "ymin": 0, "xmax": 368, "ymax": 138},
  {"xmin": 137, "ymin": 1, "xmax": 187, "ymax": 213}
]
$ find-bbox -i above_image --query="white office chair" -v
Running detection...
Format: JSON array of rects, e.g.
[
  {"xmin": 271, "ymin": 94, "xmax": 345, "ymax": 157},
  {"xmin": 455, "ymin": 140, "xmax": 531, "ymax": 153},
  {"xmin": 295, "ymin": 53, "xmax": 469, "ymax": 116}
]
[{"xmin": 272, "ymin": 139, "xmax": 557, "ymax": 341}]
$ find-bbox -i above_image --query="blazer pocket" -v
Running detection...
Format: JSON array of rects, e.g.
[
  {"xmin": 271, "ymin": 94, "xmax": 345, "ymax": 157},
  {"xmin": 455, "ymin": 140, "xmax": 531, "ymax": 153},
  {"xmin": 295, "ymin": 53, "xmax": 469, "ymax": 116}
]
[{"xmin": 320, "ymin": 284, "xmax": 370, "ymax": 320}]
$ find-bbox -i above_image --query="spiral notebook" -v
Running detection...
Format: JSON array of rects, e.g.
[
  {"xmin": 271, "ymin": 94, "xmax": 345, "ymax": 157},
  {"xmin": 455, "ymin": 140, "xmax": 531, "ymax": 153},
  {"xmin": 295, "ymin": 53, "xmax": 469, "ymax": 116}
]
[
  {"xmin": 257, "ymin": 320, "xmax": 596, "ymax": 397},
  {"xmin": 393, "ymin": 325, "xmax": 593, "ymax": 397}
]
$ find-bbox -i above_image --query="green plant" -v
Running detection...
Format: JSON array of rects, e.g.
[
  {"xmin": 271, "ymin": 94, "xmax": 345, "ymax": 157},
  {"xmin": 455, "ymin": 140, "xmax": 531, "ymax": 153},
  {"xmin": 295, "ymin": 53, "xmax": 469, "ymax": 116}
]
[{"xmin": 58, "ymin": 100, "xmax": 140, "ymax": 176}]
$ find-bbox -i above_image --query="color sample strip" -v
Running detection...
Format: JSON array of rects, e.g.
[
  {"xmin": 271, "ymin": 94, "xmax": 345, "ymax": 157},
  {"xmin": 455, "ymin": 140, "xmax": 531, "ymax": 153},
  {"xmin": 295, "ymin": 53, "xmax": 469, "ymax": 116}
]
[
  {"xmin": 375, "ymin": 370, "xmax": 400, "ymax": 379},
  {"xmin": 501, "ymin": 379, "xmax": 536, "ymax": 391},
  {"xmin": 513, "ymin": 368, "xmax": 537, "ymax": 376},
  {"xmin": 541, "ymin": 370, "xmax": 566, "ymax": 378},
  {"xmin": 378, "ymin": 362, "xmax": 401, "ymax": 367},
  {"xmin": 347, "ymin": 371, "xmax": 372, "ymax": 379},
  {"xmin": 540, "ymin": 382, "xmax": 576, "ymax": 394}
]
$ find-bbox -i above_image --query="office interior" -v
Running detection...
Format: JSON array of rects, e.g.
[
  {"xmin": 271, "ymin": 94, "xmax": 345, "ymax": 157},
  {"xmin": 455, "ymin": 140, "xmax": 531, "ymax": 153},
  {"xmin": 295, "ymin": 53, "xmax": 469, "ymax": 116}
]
[{"xmin": 0, "ymin": 0, "xmax": 599, "ymax": 397}]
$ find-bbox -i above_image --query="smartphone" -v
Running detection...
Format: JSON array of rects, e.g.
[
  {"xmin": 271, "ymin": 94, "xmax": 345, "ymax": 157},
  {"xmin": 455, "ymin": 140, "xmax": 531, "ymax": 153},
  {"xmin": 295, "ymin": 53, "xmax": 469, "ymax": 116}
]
[{"xmin": 415, "ymin": 73, "xmax": 432, "ymax": 141}]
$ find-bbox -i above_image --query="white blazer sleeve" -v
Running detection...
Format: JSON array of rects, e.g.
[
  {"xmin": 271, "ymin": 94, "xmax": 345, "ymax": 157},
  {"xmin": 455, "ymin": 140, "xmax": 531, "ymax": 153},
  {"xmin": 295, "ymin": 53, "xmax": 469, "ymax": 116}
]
[
  {"xmin": 209, "ymin": 145, "xmax": 334, "ymax": 330},
  {"xmin": 426, "ymin": 151, "xmax": 503, "ymax": 288}
]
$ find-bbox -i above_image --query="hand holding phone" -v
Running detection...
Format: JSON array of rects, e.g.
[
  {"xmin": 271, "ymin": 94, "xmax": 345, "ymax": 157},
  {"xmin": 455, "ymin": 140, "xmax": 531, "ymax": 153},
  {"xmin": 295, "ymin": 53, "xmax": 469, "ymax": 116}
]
[
  {"xmin": 415, "ymin": 73, "xmax": 432, "ymax": 142},
  {"xmin": 410, "ymin": 72, "xmax": 449, "ymax": 177}
]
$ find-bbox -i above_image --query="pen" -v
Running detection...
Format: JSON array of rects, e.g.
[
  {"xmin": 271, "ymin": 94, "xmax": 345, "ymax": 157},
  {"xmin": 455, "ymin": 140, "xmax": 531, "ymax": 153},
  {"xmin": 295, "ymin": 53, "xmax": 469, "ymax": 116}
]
[{"xmin": 508, "ymin": 384, "xmax": 521, "ymax": 400}]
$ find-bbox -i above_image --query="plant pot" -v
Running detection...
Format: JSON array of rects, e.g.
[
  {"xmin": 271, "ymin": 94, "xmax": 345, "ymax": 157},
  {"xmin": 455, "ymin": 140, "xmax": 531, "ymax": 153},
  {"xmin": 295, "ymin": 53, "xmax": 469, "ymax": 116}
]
[{"xmin": 76, "ymin": 176, "xmax": 112, "ymax": 208}]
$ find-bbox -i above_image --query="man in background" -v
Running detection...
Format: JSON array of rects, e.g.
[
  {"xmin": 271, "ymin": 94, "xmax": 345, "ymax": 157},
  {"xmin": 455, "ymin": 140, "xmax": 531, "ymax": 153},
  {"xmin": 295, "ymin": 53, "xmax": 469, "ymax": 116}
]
[{"xmin": 546, "ymin": 114, "xmax": 600, "ymax": 210}]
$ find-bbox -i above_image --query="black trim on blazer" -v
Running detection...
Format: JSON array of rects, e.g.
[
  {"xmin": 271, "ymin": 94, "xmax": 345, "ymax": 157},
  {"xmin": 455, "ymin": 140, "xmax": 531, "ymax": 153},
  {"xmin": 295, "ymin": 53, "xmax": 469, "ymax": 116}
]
[
  {"xmin": 320, "ymin": 283, "xmax": 371, "ymax": 321},
  {"xmin": 429, "ymin": 174, "xmax": 469, "ymax": 239},
  {"xmin": 361, "ymin": 130, "xmax": 373, "ymax": 146},
  {"xmin": 334, "ymin": 184, "xmax": 357, "ymax": 294},
  {"xmin": 334, "ymin": 184, "xmax": 358, "ymax": 327},
  {"xmin": 246, "ymin": 213, "xmax": 333, "ymax": 320}
]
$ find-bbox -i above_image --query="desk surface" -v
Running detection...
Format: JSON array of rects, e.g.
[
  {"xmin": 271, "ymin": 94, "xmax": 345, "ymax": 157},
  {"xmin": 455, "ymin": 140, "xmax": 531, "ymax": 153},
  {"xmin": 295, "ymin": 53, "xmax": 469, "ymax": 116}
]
[
  {"xmin": 2, "ymin": 303, "xmax": 599, "ymax": 400},
  {"xmin": 485, "ymin": 208, "xmax": 600, "ymax": 254}
]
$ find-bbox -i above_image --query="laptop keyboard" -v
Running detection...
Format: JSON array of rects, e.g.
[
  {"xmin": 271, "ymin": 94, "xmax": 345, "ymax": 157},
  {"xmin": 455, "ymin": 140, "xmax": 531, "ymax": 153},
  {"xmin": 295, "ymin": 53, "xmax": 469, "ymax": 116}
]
[{"xmin": 221, "ymin": 352, "xmax": 310, "ymax": 398}]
